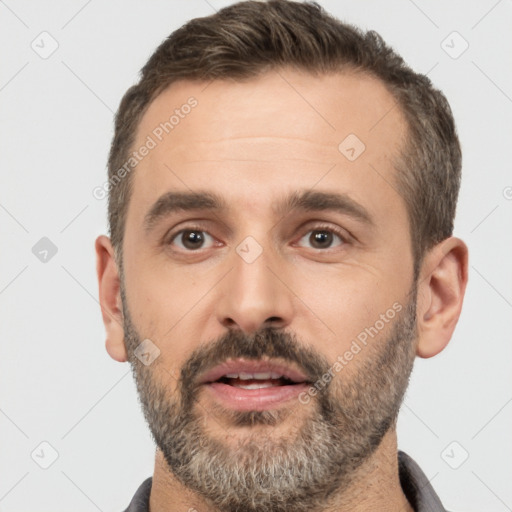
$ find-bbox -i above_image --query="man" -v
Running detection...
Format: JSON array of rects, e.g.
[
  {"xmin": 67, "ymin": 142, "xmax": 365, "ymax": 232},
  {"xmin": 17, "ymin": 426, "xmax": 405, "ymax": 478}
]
[{"xmin": 95, "ymin": 1, "xmax": 468, "ymax": 511}]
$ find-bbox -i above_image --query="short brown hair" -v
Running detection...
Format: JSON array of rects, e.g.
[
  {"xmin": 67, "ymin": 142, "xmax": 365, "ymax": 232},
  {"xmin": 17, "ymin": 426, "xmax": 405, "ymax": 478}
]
[{"xmin": 107, "ymin": 0, "xmax": 461, "ymax": 274}]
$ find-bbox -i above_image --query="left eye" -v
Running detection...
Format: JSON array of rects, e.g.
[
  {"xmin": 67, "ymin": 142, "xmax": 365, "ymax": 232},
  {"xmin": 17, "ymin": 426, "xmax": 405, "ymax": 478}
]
[
  {"xmin": 296, "ymin": 229, "xmax": 345, "ymax": 250},
  {"xmin": 170, "ymin": 229, "xmax": 216, "ymax": 250}
]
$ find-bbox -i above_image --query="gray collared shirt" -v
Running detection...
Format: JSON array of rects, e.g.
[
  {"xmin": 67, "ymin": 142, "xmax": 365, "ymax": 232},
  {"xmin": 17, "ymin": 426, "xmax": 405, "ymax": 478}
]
[{"xmin": 123, "ymin": 450, "xmax": 447, "ymax": 511}]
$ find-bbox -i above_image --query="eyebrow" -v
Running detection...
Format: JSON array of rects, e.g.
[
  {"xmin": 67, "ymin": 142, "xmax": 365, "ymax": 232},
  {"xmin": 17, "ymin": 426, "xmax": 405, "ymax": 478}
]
[
  {"xmin": 144, "ymin": 191, "xmax": 226, "ymax": 233},
  {"xmin": 143, "ymin": 189, "xmax": 374, "ymax": 233},
  {"xmin": 275, "ymin": 190, "xmax": 374, "ymax": 227}
]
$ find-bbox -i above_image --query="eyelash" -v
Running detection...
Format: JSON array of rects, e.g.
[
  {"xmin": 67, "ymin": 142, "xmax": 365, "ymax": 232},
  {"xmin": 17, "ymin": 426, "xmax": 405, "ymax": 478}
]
[{"xmin": 165, "ymin": 223, "xmax": 350, "ymax": 252}]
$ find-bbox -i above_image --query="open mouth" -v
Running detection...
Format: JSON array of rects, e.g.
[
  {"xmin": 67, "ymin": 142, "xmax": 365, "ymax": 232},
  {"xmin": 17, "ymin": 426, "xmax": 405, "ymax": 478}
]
[
  {"xmin": 199, "ymin": 359, "xmax": 311, "ymax": 411},
  {"xmin": 216, "ymin": 372, "xmax": 299, "ymax": 389}
]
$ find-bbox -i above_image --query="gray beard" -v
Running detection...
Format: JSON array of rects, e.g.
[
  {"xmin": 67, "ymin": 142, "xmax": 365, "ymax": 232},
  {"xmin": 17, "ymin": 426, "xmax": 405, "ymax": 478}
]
[{"xmin": 122, "ymin": 285, "xmax": 417, "ymax": 512}]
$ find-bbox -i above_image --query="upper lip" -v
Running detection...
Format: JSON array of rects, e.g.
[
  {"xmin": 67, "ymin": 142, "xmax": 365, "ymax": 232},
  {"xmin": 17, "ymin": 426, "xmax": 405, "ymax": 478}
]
[{"xmin": 198, "ymin": 358, "xmax": 310, "ymax": 385}]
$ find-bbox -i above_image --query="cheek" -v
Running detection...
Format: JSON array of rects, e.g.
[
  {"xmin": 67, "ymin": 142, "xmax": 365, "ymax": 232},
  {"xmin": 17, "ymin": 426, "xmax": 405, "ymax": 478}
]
[
  {"xmin": 124, "ymin": 263, "xmax": 214, "ymax": 366},
  {"xmin": 290, "ymin": 264, "xmax": 405, "ymax": 358},
  {"xmin": 127, "ymin": 257, "xmax": 197, "ymax": 315}
]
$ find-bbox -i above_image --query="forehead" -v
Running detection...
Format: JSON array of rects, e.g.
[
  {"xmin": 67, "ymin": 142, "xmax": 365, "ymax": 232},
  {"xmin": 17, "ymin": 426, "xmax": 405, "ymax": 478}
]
[
  {"xmin": 137, "ymin": 69, "xmax": 405, "ymax": 156},
  {"xmin": 128, "ymin": 69, "xmax": 408, "ymax": 225}
]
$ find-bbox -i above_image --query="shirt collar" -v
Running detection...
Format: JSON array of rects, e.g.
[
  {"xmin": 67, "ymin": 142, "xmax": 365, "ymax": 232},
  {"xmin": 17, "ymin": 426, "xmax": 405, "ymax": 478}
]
[{"xmin": 398, "ymin": 450, "xmax": 447, "ymax": 512}]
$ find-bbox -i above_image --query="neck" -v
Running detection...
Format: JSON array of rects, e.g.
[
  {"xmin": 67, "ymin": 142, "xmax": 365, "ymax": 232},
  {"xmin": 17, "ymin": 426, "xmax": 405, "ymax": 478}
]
[{"xmin": 148, "ymin": 428, "xmax": 413, "ymax": 512}]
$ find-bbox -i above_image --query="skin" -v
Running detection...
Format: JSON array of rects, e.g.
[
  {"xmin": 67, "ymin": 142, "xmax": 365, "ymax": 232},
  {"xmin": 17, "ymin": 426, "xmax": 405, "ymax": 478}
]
[{"xmin": 96, "ymin": 68, "xmax": 468, "ymax": 511}]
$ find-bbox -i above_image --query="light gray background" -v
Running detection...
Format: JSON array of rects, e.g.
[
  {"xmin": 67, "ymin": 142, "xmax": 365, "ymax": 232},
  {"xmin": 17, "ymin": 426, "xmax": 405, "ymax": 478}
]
[{"xmin": 1, "ymin": 0, "xmax": 511, "ymax": 511}]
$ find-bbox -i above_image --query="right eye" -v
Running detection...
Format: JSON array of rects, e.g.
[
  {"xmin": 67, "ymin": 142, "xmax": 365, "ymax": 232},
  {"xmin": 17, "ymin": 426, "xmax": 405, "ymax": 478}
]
[{"xmin": 168, "ymin": 228, "xmax": 217, "ymax": 251}]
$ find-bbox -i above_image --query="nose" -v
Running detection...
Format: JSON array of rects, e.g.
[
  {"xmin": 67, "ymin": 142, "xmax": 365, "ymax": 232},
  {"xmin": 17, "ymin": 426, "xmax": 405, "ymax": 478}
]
[{"xmin": 214, "ymin": 243, "xmax": 295, "ymax": 334}]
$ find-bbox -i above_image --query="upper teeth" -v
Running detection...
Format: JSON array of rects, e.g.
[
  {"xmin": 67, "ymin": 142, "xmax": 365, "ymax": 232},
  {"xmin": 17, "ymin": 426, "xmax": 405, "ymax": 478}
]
[{"xmin": 224, "ymin": 372, "xmax": 283, "ymax": 380}]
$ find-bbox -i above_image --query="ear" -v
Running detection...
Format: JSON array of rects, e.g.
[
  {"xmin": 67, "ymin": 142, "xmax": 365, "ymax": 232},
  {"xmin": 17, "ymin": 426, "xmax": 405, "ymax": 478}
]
[
  {"xmin": 415, "ymin": 237, "xmax": 468, "ymax": 358},
  {"xmin": 95, "ymin": 235, "xmax": 128, "ymax": 362}
]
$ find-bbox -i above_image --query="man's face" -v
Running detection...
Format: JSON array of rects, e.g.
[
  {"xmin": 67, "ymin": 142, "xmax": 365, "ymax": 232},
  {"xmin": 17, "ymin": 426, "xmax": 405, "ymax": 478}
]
[{"xmin": 120, "ymin": 69, "xmax": 417, "ymax": 511}]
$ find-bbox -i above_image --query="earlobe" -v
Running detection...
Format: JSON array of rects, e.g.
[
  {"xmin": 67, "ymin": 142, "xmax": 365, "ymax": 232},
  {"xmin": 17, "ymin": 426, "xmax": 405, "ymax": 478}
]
[
  {"xmin": 415, "ymin": 237, "xmax": 468, "ymax": 359},
  {"xmin": 95, "ymin": 235, "xmax": 128, "ymax": 363}
]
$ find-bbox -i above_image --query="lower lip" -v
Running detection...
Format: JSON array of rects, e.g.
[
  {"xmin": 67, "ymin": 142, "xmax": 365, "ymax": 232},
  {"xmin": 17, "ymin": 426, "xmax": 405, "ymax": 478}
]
[{"xmin": 203, "ymin": 382, "xmax": 310, "ymax": 411}]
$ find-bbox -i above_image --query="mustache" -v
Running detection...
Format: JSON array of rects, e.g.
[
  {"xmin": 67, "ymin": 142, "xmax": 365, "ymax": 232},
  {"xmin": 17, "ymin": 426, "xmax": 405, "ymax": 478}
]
[{"xmin": 180, "ymin": 327, "xmax": 331, "ymax": 390}]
